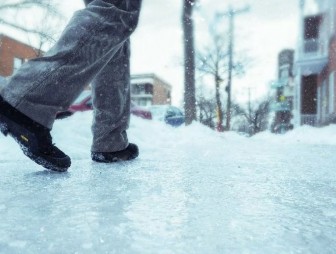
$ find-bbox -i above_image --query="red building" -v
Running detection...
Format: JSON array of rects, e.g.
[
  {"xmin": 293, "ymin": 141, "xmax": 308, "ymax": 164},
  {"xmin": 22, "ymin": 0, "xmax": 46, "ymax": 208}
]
[
  {"xmin": 131, "ymin": 73, "xmax": 172, "ymax": 106},
  {"xmin": 0, "ymin": 34, "xmax": 42, "ymax": 78}
]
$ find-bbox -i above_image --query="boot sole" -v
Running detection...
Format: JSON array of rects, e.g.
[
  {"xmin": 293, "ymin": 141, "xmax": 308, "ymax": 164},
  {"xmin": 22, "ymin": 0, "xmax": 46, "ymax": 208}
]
[
  {"xmin": 91, "ymin": 146, "xmax": 139, "ymax": 163},
  {"xmin": 0, "ymin": 114, "xmax": 69, "ymax": 172}
]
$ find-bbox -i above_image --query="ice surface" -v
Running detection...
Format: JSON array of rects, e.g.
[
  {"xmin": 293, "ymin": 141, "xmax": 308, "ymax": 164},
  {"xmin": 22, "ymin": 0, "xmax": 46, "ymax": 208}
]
[{"xmin": 1, "ymin": 112, "xmax": 336, "ymax": 253}]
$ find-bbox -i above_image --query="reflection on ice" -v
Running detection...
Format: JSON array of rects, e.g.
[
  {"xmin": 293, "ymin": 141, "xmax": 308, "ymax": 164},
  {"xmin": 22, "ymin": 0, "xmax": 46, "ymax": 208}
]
[{"xmin": 0, "ymin": 113, "xmax": 336, "ymax": 253}]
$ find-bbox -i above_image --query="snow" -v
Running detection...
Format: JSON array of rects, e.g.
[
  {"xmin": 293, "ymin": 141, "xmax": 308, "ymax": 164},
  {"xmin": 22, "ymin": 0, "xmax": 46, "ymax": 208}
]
[
  {"xmin": 1, "ymin": 111, "xmax": 336, "ymax": 253},
  {"xmin": 253, "ymin": 125, "xmax": 336, "ymax": 146}
]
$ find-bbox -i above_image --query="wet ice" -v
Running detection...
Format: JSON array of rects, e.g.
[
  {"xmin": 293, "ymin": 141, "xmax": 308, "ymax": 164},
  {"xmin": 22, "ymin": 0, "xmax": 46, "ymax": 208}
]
[{"xmin": 0, "ymin": 112, "xmax": 336, "ymax": 253}]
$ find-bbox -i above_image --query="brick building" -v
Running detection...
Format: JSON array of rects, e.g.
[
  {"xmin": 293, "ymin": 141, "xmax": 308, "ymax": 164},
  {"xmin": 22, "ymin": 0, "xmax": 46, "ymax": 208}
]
[
  {"xmin": 294, "ymin": 0, "xmax": 336, "ymax": 126},
  {"xmin": 131, "ymin": 73, "xmax": 172, "ymax": 106},
  {"xmin": 0, "ymin": 34, "xmax": 42, "ymax": 78}
]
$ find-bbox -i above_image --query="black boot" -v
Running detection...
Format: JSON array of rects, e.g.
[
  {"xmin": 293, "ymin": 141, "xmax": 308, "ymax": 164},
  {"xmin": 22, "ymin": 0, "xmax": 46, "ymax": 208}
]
[
  {"xmin": 91, "ymin": 143, "xmax": 139, "ymax": 163},
  {"xmin": 0, "ymin": 96, "xmax": 71, "ymax": 172}
]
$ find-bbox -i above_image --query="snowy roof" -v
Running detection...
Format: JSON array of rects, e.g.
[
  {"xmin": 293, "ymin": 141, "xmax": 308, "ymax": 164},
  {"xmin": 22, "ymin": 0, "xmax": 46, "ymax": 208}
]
[{"xmin": 131, "ymin": 73, "xmax": 172, "ymax": 90}]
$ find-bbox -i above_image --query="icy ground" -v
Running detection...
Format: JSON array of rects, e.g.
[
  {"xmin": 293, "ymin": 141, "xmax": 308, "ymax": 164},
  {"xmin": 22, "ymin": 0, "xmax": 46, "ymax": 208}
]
[{"xmin": 1, "ymin": 112, "xmax": 336, "ymax": 254}]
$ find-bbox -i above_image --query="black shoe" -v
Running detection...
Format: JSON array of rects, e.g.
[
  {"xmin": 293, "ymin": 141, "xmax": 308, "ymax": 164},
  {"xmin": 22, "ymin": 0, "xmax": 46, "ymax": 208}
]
[
  {"xmin": 91, "ymin": 143, "xmax": 139, "ymax": 163},
  {"xmin": 0, "ymin": 96, "xmax": 71, "ymax": 172}
]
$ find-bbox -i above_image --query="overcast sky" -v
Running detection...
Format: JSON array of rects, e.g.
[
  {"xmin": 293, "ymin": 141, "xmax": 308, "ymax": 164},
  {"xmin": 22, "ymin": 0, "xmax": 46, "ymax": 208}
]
[
  {"xmin": 2, "ymin": 0, "xmax": 302, "ymax": 106},
  {"xmin": 135, "ymin": 0, "xmax": 300, "ymax": 105}
]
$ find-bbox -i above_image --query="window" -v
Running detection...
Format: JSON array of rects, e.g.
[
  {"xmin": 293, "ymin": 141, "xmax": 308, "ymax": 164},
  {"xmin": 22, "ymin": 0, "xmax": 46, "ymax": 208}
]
[
  {"xmin": 132, "ymin": 84, "xmax": 142, "ymax": 95},
  {"xmin": 13, "ymin": 57, "xmax": 24, "ymax": 73},
  {"xmin": 304, "ymin": 15, "xmax": 321, "ymax": 40},
  {"xmin": 144, "ymin": 83, "xmax": 153, "ymax": 94},
  {"xmin": 86, "ymin": 97, "xmax": 93, "ymax": 107}
]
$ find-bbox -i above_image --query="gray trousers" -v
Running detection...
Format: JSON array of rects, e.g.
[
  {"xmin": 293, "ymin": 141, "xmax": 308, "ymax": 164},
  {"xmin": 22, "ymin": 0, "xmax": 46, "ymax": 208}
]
[{"xmin": 0, "ymin": 0, "xmax": 142, "ymax": 152}]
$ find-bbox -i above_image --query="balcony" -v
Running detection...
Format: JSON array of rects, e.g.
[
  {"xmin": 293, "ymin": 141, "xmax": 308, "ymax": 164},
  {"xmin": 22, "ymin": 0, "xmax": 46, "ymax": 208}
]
[
  {"xmin": 296, "ymin": 38, "xmax": 328, "ymax": 74},
  {"xmin": 301, "ymin": 114, "xmax": 317, "ymax": 126},
  {"xmin": 131, "ymin": 82, "xmax": 153, "ymax": 99},
  {"xmin": 304, "ymin": 39, "xmax": 319, "ymax": 54},
  {"xmin": 131, "ymin": 93, "xmax": 153, "ymax": 99}
]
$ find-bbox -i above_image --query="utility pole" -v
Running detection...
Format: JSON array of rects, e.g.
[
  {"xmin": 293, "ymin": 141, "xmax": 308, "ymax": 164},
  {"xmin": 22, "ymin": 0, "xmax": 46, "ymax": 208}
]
[
  {"xmin": 217, "ymin": 5, "xmax": 249, "ymax": 131},
  {"xmin": 248, "ymin": 87, "xmax": 251, "ymax": 118}
]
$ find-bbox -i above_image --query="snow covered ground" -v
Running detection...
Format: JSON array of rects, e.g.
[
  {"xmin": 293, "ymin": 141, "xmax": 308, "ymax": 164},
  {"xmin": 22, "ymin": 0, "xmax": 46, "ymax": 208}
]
[{"xmin": 1, "ymin": 112, "xmax": 336, "ymax": 253}]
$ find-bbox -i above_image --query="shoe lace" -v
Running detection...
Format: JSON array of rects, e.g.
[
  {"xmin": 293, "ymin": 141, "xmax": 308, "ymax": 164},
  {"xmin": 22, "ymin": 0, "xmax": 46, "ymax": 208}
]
[{"xmin": 38, "ymin": 129, "xmax": 58, "ymax": 154}]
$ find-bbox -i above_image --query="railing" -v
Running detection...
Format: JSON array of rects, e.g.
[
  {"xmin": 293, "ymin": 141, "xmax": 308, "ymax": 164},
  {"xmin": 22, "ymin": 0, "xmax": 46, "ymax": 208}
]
[
  {"xmin": 304, "ymin": 39, "xmax": 319, "ymax": 53},
  {"xmin": 300, "ymin": 39, "xmax": 326, "ymax": 59},
  {"xmin": 131, "ymin": 93, "xmax": 153, "ymax": 98},
  {"xmin": 301, "ymin": 114, "xmax": 317, "ymax": 126}
]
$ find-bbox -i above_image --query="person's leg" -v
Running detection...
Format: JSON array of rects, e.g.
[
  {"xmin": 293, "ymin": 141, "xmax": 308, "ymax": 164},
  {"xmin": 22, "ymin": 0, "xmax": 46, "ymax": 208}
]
[
  {"xmin": 88, "ymin": 0, "xmax": 140, "ymax": 154},
  {"xmin": 82, "ymin": 0, "xmax": 138, "ymax": 159},
  {"xmin": 91, "ymin": 40, "xmax": 131, "ymax": 153},
  {"xmin": 90, "ymin": 39, "xmax": 139, "ymax": 162},
  {"xmin": 0, "ymin": 0, "xmax": 142, "ymax": 170},
  {"xmin": 1, "ymin": 0, "xmax": 142, "ymax": 129}
]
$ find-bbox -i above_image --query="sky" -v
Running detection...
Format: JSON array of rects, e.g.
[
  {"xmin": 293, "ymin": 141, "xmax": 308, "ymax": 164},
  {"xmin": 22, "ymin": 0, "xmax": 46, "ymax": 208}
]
[
  {"xmin": 1, "ymin": 0, "xmax": 302, "ymax": 106},
  {"xmin": 58, "ymin": 0, "xmax": 300, "ymax": 106},
  {"xmin": 134, "ymin": 0, "xmax": 300, "ymax": 105}
]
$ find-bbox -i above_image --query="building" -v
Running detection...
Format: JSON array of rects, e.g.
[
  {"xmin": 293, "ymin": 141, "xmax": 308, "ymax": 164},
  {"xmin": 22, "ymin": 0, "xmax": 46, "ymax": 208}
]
[
  {"xmin": 270, "ymin": 49, "xmax": 295, "ymax": 133},
  {"xmin": 131, "ymin": 73, "xmax": 172, "ymax": 106},
  {"xmin": 0, "ymin": 34, "xmax": 42, "ymax": 78},
  {"xmin": 294, "ymin": 0, "xmax": 336, "ymax": 126}
]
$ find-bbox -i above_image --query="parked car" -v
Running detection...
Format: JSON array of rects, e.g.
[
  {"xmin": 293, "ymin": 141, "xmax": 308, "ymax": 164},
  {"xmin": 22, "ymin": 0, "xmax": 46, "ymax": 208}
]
[
  {"xmin": 56, "ymin": 91, "xmax": 152, "ymax": 120},
  {"xmin": 149, "ymin": 105, "xmax": 185, "ymax": 127}
]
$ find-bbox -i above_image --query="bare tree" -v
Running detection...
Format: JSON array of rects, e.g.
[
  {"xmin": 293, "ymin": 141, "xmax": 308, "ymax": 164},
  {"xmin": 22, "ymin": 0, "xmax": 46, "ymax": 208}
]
[
  {"xmin": 196, "ymin": 83, "xmax": 217, "ymax": 129},
  {"xmin": 0, "ymin": 0, "xmax": 62, "ymax": 44},
  {"xmin": 26, "ymin": 11, "xmax": 62, "ymax": 57},
  {"xmin": 198, "ymin": 35, "xmax": 228, "ymax": 131},
  {"xmin": 182, "ymin": 0, "xmax": 197, "ymax": 125},
  {"xmin": 197, "ymin": 33, "xmax": 246, "ymax": 131},
  {"xmin": 235, "ymin": 97, "xmax": 271, "ymax": 136}
]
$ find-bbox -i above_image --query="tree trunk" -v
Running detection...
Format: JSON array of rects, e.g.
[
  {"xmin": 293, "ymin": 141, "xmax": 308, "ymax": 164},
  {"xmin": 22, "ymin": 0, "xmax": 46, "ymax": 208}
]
[
  {"xmin": 215, "ymin": 74, "xmax": 224, "ymax": 131},
  {"xmin": 182, "ymin": 0, "xmax": 196, "ymax": 125}
]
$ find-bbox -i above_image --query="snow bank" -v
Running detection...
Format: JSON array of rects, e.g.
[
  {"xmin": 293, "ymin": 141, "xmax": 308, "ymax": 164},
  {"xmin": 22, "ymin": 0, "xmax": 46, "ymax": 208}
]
[
  {"xmin": 253, "ymin": 124, "xmax": 336, "ymax": 146},
  {"xmin": 1, "ymin": 112, "xmax": 336, "ymax": 164}
]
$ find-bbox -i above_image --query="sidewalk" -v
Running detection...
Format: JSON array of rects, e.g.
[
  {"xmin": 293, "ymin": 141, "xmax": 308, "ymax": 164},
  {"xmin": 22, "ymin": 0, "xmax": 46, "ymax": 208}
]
[{"xmin": 0, "ymin": 112, "xmax": 336, "ymax": 253}]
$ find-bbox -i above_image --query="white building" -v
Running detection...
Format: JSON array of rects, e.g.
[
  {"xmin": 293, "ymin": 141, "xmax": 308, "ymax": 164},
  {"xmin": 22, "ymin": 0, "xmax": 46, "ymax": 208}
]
[{"xmin": 294, "ymin": 0, "xmax": 336, "ymax": 126}]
